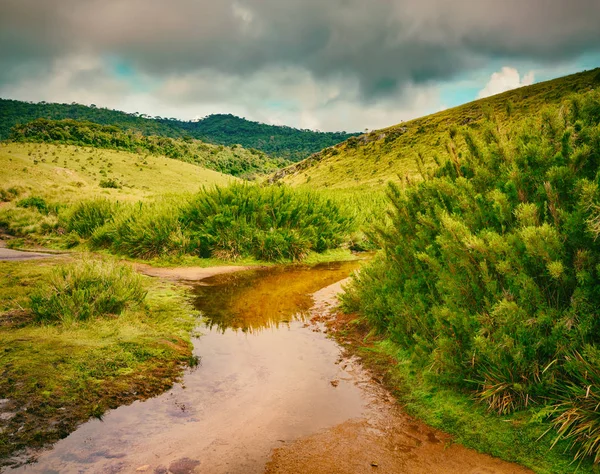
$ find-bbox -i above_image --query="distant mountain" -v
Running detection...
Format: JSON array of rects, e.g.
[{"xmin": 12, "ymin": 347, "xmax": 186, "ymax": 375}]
[
  {"xmin": 272, "ymin": 67, "xmax": 600, "ymax": 189},
  {"xmin": 0, "ymin": 99, "xmax": 358, "ymax": 162}
]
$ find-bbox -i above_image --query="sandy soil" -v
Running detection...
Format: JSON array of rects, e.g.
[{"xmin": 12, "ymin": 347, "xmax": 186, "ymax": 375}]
[
  {"xmin": 135, "ymin": 263, "xmax": 258, "ymax": 281},
  {"xmin": 265, "ymin": 279, "xmax": 532, "ymax": 474}
]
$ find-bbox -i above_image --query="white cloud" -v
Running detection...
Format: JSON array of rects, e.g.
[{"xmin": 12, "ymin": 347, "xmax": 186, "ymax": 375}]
[{"xmin": 478, "ymin": 67, "xmax": 535, "ymax": 99}]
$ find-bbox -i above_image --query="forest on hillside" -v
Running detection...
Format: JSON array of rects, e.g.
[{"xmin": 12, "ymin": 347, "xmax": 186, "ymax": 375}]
[
  {"xmin": 9, "ymin": 118, "xmax": 288, "ymax": 178},
  {"xmin": 0, "ymin": 99, "xmax": 358, "ymax": 161}
]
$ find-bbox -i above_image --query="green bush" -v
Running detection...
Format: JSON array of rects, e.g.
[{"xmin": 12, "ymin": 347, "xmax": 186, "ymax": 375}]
[
  {"xmin": 343, "ymin": 89, "xmax": 600, "ymax": 462},
  {"xmin": 103, "ymin": 202, "xmax": 189, "ymax": 259},
  {"xmin": 30, "ymin": 260, "xmax": 147, "ymax": 324},
  {"xmin": 62, "ymin": 199, "xmax": 116, "ymax": 238},
  {"xmin": 181, "ymin": 183, "xmax": 353, "ymax": 261},
  {"xmin": 99, "ymin": 178, "xmax": 121, "ymax": 189},
  {"xmin": 17, "ymin": 196, "xmax": 48, "ymax": 214}
]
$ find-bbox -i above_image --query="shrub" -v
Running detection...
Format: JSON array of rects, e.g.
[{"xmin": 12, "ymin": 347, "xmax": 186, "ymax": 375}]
[
  {"xmin": 62, "ymin": 199, "xmax": 116, "ymax": 238},
  {"xmin": 17, "ymin": 196, "xmax": 48, "ymax": 214},
  {"xmin": 342, "ymin": 89, "xmax": 600, "ymax": 462},
  {"xmin": 181, "ymin": 183, "xmax": 353, "ymax": 261},
  {"xmin": 30, "ymin": 260, "xmax": 147, "ymax": 324},
  {"xmin": 0, "ymin": 187, "xmax": 20, "ymax": 202},
  {"xmin": 99, "ymin": 178, "xmax": 121, "ymax": 189}
]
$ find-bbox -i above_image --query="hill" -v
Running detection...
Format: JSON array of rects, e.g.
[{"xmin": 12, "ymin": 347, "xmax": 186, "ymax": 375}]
[
  {"xmin": 0, "ymin": 142, "xmax": 234, "ymax": 204},
  {"xmin": 0, "ymin": 100, "xmax": 358, "ymax": 161},
  {"xmin": 272, "ymin": 67, "xmax": 600, "ymax": 189},
  {"xmin": 9, "ymin": 118, "xmax": 286, "ymax": 179}
]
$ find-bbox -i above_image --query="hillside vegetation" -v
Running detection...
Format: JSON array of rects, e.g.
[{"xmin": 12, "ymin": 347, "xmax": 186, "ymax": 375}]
[
  {"xmin": 0, "ymin": 99, "xmax": 358, "ymax": 161},
  {"xmin": 342, "ymin": 87, "xmax": 600, "ymax": 469},
  {"xmin": 0, "ymin": 142, "xmax": 357, "ymax": 262},
  {"xmin": 0, "ymin": 142, "xmax": 234, "ymax": 203},
  {"xmin": 10, "ymin": 118, "xmax": 286, "ymax": 178},
  {"xmin": 275, "ymin": 67, "xmax": 600, "ymax": 189}
]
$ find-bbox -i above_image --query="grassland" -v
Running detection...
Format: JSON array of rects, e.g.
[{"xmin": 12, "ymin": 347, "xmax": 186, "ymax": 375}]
[
  {"xmin": 275, "ymin": 67, "xmax": 600, "ymax": 189},
  {"xmin": 0, "ymin": 142, "xmax": 235, "ymax": 203},
  {"xmin": 0, "ymin": 256, "xmax": 198, "ymax": 466}
]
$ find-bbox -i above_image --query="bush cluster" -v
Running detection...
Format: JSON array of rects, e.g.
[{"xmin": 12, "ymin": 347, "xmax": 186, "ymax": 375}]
[
  {"xmin": 31, "ymin": 260, "xmax": 147, "ymax": 324},
  {"xmin": 61, "ymin": 184, "xmax": 353, "ymax": 262},
  {"xmin": 343, "ymin": 90, "xmax": 600, "ymax": 462}
]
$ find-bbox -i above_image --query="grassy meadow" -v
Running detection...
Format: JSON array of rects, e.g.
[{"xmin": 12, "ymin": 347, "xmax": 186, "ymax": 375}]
[{"xmin": 0, "ymin": 141, "xmax": 235, "ymax": 203}]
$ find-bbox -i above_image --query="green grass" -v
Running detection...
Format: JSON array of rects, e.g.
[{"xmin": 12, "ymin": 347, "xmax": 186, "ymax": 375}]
[
  {"xmin": 276, "ymin": 67, "xmax": 600, "ymax": 189},
  {"xmin": 0, "ymin": 257, "xmax": 198, "ymax": 465},
  {"xmin": 0, "ymin": 141, "xmax": 235, "ymax": 203}
]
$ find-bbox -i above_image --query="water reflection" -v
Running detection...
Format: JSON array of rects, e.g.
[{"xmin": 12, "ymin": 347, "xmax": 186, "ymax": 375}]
[{"xmin": 193, "ymin": 261, "xmax": 360, "ymax": 333}]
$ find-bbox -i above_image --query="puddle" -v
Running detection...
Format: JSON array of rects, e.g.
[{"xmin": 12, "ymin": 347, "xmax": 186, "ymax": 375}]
[{"xmin": 8, "ymin": 261, "xmax": 366, "ymax": 473}]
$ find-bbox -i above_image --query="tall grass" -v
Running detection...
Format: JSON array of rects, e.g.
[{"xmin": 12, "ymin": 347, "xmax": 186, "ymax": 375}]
[
  {"xmin": 61, "ymin": 198, "xmax": 116, "ymax": 238},
  {"xmin": 63, "ymin": 184, "xmax": 354, "ymax": 261},
  {"xmin": 30, "ymin": 260, "xmax": 147, "ymax": 324},
  {"xmin": 182, "ymin": 184, "xmax": 353, "ymax": 260}
]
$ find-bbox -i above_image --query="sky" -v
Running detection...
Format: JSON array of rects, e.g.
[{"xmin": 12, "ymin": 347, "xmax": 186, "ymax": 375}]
[{"xmin": 0, "ymin": 0, "xmax": 599, "ymax": 132}]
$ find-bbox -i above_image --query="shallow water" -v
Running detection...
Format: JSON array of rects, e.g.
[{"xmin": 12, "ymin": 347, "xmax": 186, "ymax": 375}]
[{"xmin": 9, "ymin": 261, "xmax": 365, "ymax": 474}]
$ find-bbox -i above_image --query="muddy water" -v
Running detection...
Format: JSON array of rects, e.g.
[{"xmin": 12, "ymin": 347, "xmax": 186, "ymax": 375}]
[{"xmin": 9, "ymin": 261, "xmax": 366, "ymax": 474}]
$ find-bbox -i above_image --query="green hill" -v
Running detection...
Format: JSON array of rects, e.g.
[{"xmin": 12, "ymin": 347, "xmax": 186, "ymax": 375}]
[
  {"xmin": 9, "ymin": 118, "xmax": 286, "ymax": 179},
  {"xmin": 0, "ymin": 99, "xmax": 358, "ymax": 161},
  {"xmin": 272, "ymin": 67, "xmax": 600, "ymax": 189},
  {"xmin": 0, "ymin": 142, "xmax": 235, "ymax": 204}
]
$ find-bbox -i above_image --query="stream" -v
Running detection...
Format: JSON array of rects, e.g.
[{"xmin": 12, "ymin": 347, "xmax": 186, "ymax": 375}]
[{"xmin": 9, "ymin": 261, "xmax": 366, "ymax": 474}]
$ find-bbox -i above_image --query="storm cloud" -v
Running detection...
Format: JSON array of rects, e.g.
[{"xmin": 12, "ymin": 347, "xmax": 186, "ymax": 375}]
[{"xmin": 1, "ymin": 0, "xmax": 599, "ymax": 130}]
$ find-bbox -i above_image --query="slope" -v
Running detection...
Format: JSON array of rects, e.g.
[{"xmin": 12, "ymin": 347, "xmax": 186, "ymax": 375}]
[
  {"xmin": 0, "ymin": 142, "xmax": 235, "ymax": 204},
  {"xmin": 273, "ymin": 67, "xmax": 600, "ymax": 189},
  {"xmin": 0, "ymin": 100, "xmax": 358, "ymax": 161},
  {"xmin": 9, "ymin": 118, "xmax": 286, "ymax": 178}
]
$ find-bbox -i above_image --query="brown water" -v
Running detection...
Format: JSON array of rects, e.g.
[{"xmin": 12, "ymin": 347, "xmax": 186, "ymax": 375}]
[{"xmin": 8, "ymin": 261, "xmax": 366, "ymax": 474}]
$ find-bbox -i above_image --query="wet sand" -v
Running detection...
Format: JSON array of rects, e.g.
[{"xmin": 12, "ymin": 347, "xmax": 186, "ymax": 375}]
[{"xmin": 135, "ymin": 263, "xmax": 257, "ymax": 281}]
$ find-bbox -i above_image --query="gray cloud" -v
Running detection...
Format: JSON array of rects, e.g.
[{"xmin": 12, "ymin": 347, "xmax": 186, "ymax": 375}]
[
  {"xmin": 1, "ymin": 0, "xmax": 599, "ymax": 97},
  {"xmin": 0, "ymin": 0, "xmax": 599, "ymax": 130}
]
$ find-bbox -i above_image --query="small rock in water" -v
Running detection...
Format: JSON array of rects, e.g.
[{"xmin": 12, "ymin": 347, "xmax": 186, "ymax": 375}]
[
  {"xmin": 168, "ymin": 457, "xmax": 201, "ymax": 474},
  {"xmin": 136, "ymin": 465, "xmax": 150, "ymax": 472}
]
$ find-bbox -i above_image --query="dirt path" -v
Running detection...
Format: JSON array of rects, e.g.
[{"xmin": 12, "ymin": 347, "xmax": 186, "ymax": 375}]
[
  {"xmin": 0, "ymin": 242, "xmax": 56, "ymax": 261},
  {"xmin": 135, "ymin": 263, "xmax": 258, "ymax": 280},
  {"xmin": 265, "ymin": 279, "xmax": 532, "ymax": 474}
]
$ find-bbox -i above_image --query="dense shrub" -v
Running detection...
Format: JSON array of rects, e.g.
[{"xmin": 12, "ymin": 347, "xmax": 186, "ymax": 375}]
[
  {"xmin": 96, "ymin": 202, "xmax": 189, "ymax": 259},
  {"xmin": 30, "ymin": 260, "xmax": 147, "ymax": 324},
  {"xmin": 62, "ymin": 199, "xmax": 116, "ymax": 238},
  {"xmin": 343, "ymin": 90, "xmax": 600, "ymax": 461},
  {"xmin": 99, "ymin": 178, "xmax": 121, "ymax": 189},
  {"xmin": 181, "ymin": 184, "xmax": 353, "ymax": 261}
]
